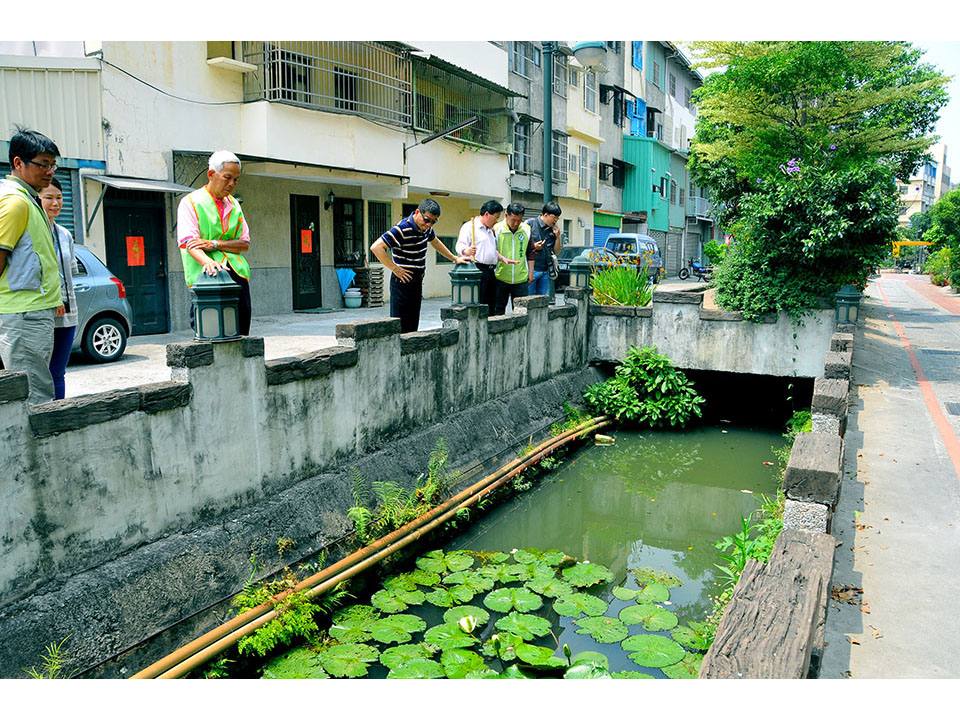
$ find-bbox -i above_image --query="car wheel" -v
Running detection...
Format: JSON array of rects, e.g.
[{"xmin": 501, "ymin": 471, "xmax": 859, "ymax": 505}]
[{"xmin": 83, "ymin": 317, "xmax": 127, "ymax": 363}]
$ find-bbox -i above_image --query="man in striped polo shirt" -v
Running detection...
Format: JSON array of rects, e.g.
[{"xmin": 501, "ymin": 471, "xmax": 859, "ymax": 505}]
[{"xmin": 370, "ymin": 198, "xmax": 466, "ymax": 333}]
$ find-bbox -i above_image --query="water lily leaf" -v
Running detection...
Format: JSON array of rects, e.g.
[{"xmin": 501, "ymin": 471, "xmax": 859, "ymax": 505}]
[
  {"xmin": 539, "ymin": 550, "xmax": 567, "ymax": 566},
  {"xmin": 328, "ymin": 605, "xmax": 380, "ymax": 643},
  {"xmin": 443, "ymin": 604, "xmax": 490, "ymax": 628},
  {"xmin": 618, "ymin": 603, "xmax": 678, "ymax": 631},
  {"xmin": 386, "ymin": 658, "xmax": 444, "ymax": 679},
  {"xmin": 368, "ymin": 614, "xmax": 426, "ymax": 645},
  {"xmin": 465, "ymin": 667, "xmax": 501, "ymax": 678},
  {"xmin": 564, "ymin": 660, "xmax": 612, "ymax": 679},
  {"xmin": 611, "ymin": 670, "xmax": 655, "ymax": 679},
  {"xmin": 424, "ymin": 584, "xmax": 475, "ymax": 608},
  {"xmin": 483, "ymin": 586, "xmax": 543, "ymax": 614},
  {"xmin": 515, "ymin": 643, "xmax": 566, "ymax": 669},
  {"xmin": 612, "ymin": 586, "xmax": 639, "ymax": 601},
  {"xmin": 671, "ymin": 624, "xmax": 711, "ymax": 651},
  {"xmin": 370, "ymin": 587, "xmax": 424, "ymax": 613},
  {"xmin": 638, "ymin": 582, "xmax": 670, "ymax": 603},
  {"xmin": 478, "ymin": 562, "xmax": 531, "ymax": 584},
  {"xmin": 379, "ymin": 642, "xmax": 436, "ymax": 670},
  {"xmin": 416, "ymin": 549, "xmax": 474, "ymax": 575},
  {"xmin": 570, "ymin": 651, "xmax": 609, "ymax": 669},
  {"xmin": 513, "ymin": 548, "xmax": 541, "ymax": 565},
  {"xmin": 661, "ymin": 652, "xmax": 703, "ymax": 679},
  {"xmin": 445, "ymin": 550, "xmax": 476, "ymax": 572},
  {"xmin": 383, "ymin": 569, "xmax": 442, "ymax": 591},
  {"xmin": 422, "ymin": 622, "xmax": 478, "ymax": 650},
  {"xmin": 480, "ymin": 632, "xmax": 524, "ymax": 661},
  {"xmin": 631, "ymin": 566, "xmax": 682, "ymax": 588},
  {"xmin": 317, "ymin": 643, "xmax": 380, "ymax": 678},
  {"xmin": 260, "ymin": 647, "xmax": 329, "ymax": 679},
  {"xmin": 497, "ymin": 664, "xmax": 535, "ymax": 679},
  {"xmin": 562, "ymin": 562, "xmax": 614, "ymax": 588},
  {"xmin": 574, "ymin": 616, "xmax": 629, "ymax": 644},
  {"xmin": 621, "ymin": 634, "xmax": 685, "ymax": 669},
  {"xmin": 443, "ymin": 570, "xmax": 495, "ymax": 594},
  {"xmin": 553, "ymin": 592, "xmax": 608, "ymax": 618},
  {"xmin": 526, "ymin": 575, "xmax": 574, "ymax": 598},
  {"xmin": 440, "ymin": 648, "xmax": 487, "ymax": 678},
  {"xmin": 483, "ymin": 551, "xmax": 511, "ymax": 564},
  {"xmin": 494, "ymin": 612, "xmax": 553, "ymax": 641}
]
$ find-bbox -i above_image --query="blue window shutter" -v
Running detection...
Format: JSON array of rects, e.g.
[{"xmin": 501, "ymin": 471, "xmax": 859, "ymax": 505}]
[
  {"xmin": 632, "ymin": 42, "xmax": 643, "ymax": 70},
  {"xmin": 635, "ymin": 98, "xmax": 647, "ymax": 137}
]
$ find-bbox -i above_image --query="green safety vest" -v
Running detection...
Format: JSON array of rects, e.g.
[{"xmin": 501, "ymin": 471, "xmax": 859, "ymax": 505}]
[
  {"xmin": 493, "ymin": 219, "xmax": 531, "ymax": 285},
  {"xmin": 181, "ymin": 187, "xmax": 251, "ymax": 287},
  {"xmin": 0, "ymin": 177, "xmax": 62, "ymax": 313}
]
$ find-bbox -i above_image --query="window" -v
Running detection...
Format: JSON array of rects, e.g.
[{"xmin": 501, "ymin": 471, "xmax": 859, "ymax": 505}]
[
  {"xmin": 569, "ymin": 68, "xmax": 579, "ymax": 88},
  {"xmin": 416, "ymin": 94, "xmax": 435, "ymax": 132},
  {"xmin": 513, "ymin": 120, "xmax": 532, "ymax": 174},
  {"xmin": 569, "ymin": 152, "xmax": 578, "ymax": 174},
  {"xmin": 679, "ymin": 187, "xmax": 686, "ymax": 208},
  {"xmin": 367, "ymin": 201, "xmax": 392, "ymax": 254},
  {"xmin": 435, "ymin": 236, "xmax": 457, "ymax": 263},
  {"xmin": 631, "ymin": 42, "xmax": 643, "ymax": 71},
  {"xmin": 685, "ymin": 87, "xmax": 693, "ymax": 108},
  {"xmin": 606, "ymin": 41, "xmax": 621, "ymax": 54},
  {"xmin": 680, "ymin": 125, "xmax": 687, "ymax": 149},
  {"xmin": 510, "ymin": 41, "xmax": 539, "ymax": 78},
  {"xmin": 671, "ymin": 180, "xmax": 678, "ymax": 205},
  {"xmin": 669, "ymin": 72, "xmax": 677, "ymax": 98},
  {"xmin": 580, "ymin": 146, "xmax": 589, "ymax": 190},
  {"xmin": 334, "ymin": 66, "xmax": 358, "ymax": 111},
  {"xmin": 652, "ymin": 61, "xmax": 661, "ymax": 88},
  {"xmin": 613, "ymin": 93, "xmax": 624, "ymax": 126},
  {"xmin": 553, "ymin": 55, "xmax": 567, "ymax": 97},
  {"xmin": 584, "ymin": 71, "xmax": 597, "ymax": 113},
  {"xmin": 266, "ymin": 46, "xmax": 313, "ymax": 103},
  {"xmin": 552, "ymin": 132, "xmax": 568, "ymax": 183}
]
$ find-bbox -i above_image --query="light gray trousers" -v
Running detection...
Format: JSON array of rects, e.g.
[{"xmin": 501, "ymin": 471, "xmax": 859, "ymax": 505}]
[{"xmin": 0, "ymin": 308, "xmax": 56, "ymax": 405}]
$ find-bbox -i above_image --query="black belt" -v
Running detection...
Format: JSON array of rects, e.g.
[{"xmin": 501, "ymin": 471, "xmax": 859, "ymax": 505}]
[{"xmin": 475, "ymin": 262, "xmax": 496, "ymax": 269}]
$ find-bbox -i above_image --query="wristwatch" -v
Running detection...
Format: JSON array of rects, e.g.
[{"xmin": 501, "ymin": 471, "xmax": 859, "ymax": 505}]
[{"xmin": 213, "ymin": 240, "xmax": 219, "ymax": 251}]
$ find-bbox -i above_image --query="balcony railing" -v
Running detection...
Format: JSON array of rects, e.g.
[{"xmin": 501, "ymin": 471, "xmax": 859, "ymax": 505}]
[
  {"xmin": 241, "ymin": 41, "xmax": 412, "ymax": 127},
  {"xmin": 686, "ymin": 195, "xmax": 714, "ymax": 219}
]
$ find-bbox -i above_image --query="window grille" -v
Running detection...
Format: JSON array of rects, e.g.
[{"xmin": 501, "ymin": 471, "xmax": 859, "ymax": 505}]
[
  {"xmin": 552, "ymin": 132, "xmax": 568, "ymax": 183},
  {"xmin": 553, "ymin": 55, "xmax": 567, "ymax": 97},
  {"xmin": 513, "ymin": 121, "xmax": 532, "ymax": 174}
]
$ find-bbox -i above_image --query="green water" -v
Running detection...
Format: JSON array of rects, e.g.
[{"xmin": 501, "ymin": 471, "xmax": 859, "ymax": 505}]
[{"xmin": 442, "ymin": 425, "xmax": 784, "ymax": 675}]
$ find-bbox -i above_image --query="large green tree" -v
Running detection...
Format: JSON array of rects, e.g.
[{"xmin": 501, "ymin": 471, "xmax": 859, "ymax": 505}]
[{"xmin": 688, "ymin": 41, "xmax": 949, "ymax": 217}]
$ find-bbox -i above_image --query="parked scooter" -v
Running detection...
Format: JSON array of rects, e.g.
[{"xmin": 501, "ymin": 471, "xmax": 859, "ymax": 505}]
[{"xmin": 678, "ymin": 258, "xmax": 712, "ymax": 282}]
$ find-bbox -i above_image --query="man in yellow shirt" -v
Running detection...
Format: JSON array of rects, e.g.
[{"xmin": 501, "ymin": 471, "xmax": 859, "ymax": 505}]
[{"xmin": 0, "ymin": 129, "xmax": 63, "ymax": 404}]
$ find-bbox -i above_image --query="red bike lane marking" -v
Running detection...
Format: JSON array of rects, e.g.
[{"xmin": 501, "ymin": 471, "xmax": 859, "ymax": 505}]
[
  {"xmin": 901, "ymin": 275, "xmax": 960, "ymax": 315},
  {"xmin": 877, "ymin": 278, "xmax": 960, "ymax": 481}
]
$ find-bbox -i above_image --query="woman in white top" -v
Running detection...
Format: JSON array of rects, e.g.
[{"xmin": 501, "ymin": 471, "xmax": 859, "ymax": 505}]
[{"xmin": 38, "ymin": 178, "xmax": 79, "ymax": 400}]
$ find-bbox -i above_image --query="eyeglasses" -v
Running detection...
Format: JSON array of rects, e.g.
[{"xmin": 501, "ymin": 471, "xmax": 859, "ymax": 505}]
[
  {"xmin": 25, "ymin": 159, "xmax": 58, "ymax": 172},
  {"xmin": 420, "ymin": 215, "xmax": 438, "ymax": 225}
]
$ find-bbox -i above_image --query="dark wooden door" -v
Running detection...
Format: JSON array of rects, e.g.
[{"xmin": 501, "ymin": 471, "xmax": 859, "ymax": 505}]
[
  {"xmin": 104, "ymin": 202, "xmax": 169, "ymax": 335},
  {"xmin": 291, "ymin": 194, "xmax": 321, "ymax": 310},
  {"xmin": 333, "ymin": 198, "xmax": 365, "ymax": 267}
]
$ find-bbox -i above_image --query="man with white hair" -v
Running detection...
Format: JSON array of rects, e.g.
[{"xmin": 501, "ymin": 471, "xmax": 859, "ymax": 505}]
[{"xmin": 177, "ymin": 150, "xmax": 252, "ymax": 334}]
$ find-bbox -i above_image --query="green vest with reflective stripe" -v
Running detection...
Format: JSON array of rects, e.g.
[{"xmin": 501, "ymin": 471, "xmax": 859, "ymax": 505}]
[
  {"xmin": 0, "ymin": 177, "xmax": 62, "ymax": 312},
  {"xmin": 494, "ymin": 220, "xmax": 531, "ymax": 285},
  {"xmin": 181, "ymin": 187, "xmax": 251, "ymax": 287}
]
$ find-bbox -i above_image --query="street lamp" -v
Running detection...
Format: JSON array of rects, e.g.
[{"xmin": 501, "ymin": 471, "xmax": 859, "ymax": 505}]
[
  {"xmin": 835, "ymin": 285, "xmax": 862, "ymax": 324},
  {"xmin": 191, "ymin": 268, "xmax": 241, "ymax": 342},
  {"xmin": 449, "ymin": 262, "xmax": 483, "ymax": 306},
  {"xmin": 568, "ymin": 254, "xmax": 592, "ymax": 290},
  {"xmin": 542, "ymin": 41, "xmax": 607, "ymax": 206}
]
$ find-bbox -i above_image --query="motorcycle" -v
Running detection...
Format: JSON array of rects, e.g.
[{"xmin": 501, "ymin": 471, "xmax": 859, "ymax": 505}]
[{"xmin": 677, "ymin": 259, "xmax": 713, "ymax": 282}]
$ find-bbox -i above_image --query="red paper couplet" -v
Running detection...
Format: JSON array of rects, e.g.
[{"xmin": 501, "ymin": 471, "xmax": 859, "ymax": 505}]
[
  {"xmin": 126, "ymin": 236, "xmax": 145, "ymax": 266},
  {"xmin": 301, "ymin": 229, "xmax": 313, "ymax": 254}
]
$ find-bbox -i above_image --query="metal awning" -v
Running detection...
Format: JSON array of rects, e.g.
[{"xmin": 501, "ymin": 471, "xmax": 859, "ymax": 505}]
[
  {"xmin": 86, "ymin": 175, "xmax": 196, "ymax": 194},
  {"xmin": 415, "ymin": 55, "xmax": 524, "ymax": 98}
]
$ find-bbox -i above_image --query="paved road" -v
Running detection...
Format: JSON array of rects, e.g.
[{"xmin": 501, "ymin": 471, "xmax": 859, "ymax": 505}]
[
  {"xmin": 62, "ymin": 277, "xmax": 695, "ymax": 399},
  {"xmin": 821, "ymin": 272, "xmax": 960, "ymax": 678}
]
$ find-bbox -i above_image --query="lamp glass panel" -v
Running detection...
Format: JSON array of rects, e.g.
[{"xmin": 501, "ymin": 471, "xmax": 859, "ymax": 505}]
[
  {"xmin": 200, "ymin": 307, "xmax": 221, "ymax": 338},
  {"xmin": 223, "ymin": 307, "xmax": 238, "ymax": 336}
]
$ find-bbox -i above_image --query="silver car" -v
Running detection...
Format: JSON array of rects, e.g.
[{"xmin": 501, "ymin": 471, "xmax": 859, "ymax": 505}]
[{"xmin": 72, "ymin": 246, "xmax": 134, "ymax": 363}]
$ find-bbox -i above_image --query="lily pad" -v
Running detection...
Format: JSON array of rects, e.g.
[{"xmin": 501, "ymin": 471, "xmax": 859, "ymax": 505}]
[
  {"xmin": 368, "ymin": 614, "xmax": 426, "ymax": 645},
  {"xmin": 618, "ymin": 603, "xmax": 679, "ymax": 631},
  {"xmin": 515, "ymin": 643, "xmax": 566, "ymax": 669},
  {"xmin": 465, "ymin": 667, "xmax": 501, "ymax": 678},
  {"xmin": 631, "ymin": 566, "xmax": 682, "ymax": 588},
  {"xmin": 570, "ymin": 650, "xmax": 609, "ymax": 668},
  {"xmin": 638, "ymin": 582, "xmax": 670, "ymax": 603},
  {"xmin": 424, "ymin": 584, "xmax": 475, "ymax": 607},
  {"xmin": 564, "ymin": 660, "xmax": 612, "ymax": 679},
  {"xmin": 478, "ymin": 562, "xmax": 531, "ymax": 584},
  {"xmin": 671, "ymin": 623, "xmax": 711, "ymax": 652},
  {"xmin": 422, "ymin": 622, "xmax": 478, "ymax": 650},
  {"xmin": 497, "ymin": 664, "xmax": 535, "ymax": 679},
  {"xmin": 328, "ymin": 605, "xmax": 380, "ymax": 643},
  {"xmin": 443, "ymin": 570, "xmax": 495, "ymax": 594},
  {"xmin": 378, "ymin": 642, "xmax": 436, "ymax": 670},
  {"xmin": 621, "ymin": 634, "xmax": 686, "ymax": 669},
  {"xmin": 480, "ymin": 632, "xmax": 524, "ymax": 662},
  {"xmin": 440, "ymin": 648, "xmax": 487, "ymax": 678},
  {"xmin": 526, "ymin": 575, "xmax": 574, "ymax": 598},
  {"xmin": 370, "ymin": 587, "xmax": 424, "ymax": 613},
  {"xmin": 611, "ymin": 670, "xmax": 655, "ymax": 679},
  {"xmin": 494, "ymin": 612, "xmax": 553, "ymax": 641},
  {"xmin": 483, "ymin": 586, "xmax": 543, "ymax": 614},
  {"xmin": 512, "ymin": 548, "xmax": 541, "ymax": 565},
  {"xmin": 443, "ymin": 605, "xmax": 490, "ymax": 628},
  {"xmin": 574, "ymin": 616, "xmax": 629, "ymax": 644},
  {"xmin": 416, "ymin": 549, "xmax": 474, "ymax": 575},
  {"xmin": 383, "ymin": 569, "xmax": 442, "ymax": 591},
  {"xmin": 386, "ymin": 658, "xmax": 445, "ymax": 679},
  {"xmin": 612, "ymin": 586, "xmax": 639, "ymax": 602},
  {"xmin": 481, "ymin": 551, "xmax": 511, "ymax": 564},
  {"xmin": 562, "ymin": 562, "xmax": 614, "ymax": 588},
  {"xmin": 661, "ymin": 652, "xmax": 703, "ymax": 679},
  {"xmin": 260, "ymin": 647, "xmax": 329, "ymax": 679},
  {"xmin": 317, "ymin": 642, "xmax": 380, "ymax": 678},
  {"xmin": 553, "ymin": 592, "xmax": 608, "ymax": 618}
]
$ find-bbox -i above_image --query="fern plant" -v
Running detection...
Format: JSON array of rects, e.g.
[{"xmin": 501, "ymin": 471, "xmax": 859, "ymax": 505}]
[
  {"xmin": 347, "ymin": 468, "xmax": 374, "ymax": 545},
  {"xmin": 23, "ymin": 636, "xmax": 75, "ymax": 679}
]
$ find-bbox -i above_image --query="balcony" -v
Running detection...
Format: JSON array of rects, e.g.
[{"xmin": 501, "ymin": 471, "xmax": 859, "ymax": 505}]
[{"xmin": 686, "ymin": 195, "xmax": 714, "ymax": 220}]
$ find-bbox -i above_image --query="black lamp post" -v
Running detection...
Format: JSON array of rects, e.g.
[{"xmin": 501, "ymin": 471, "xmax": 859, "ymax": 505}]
[
  {"xmin": 568, "ymin": 254, "xmax": 592, "ymax": 290},
  {"xmin": 449, "ymin": 263, "xmax": 483, "ymax": 306},
  {"xmin": 835, "ymin": 285, "xmax": 862, "ymax": 324},
  {"xmin": 191, "ymin": 269, "xmax": 241, "ymax": 341}
]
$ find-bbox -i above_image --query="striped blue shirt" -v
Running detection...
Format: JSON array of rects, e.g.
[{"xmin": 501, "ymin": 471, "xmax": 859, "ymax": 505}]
[{"xmin": 379, "ymin": 214, "xmax": 435, "ymax": 271}]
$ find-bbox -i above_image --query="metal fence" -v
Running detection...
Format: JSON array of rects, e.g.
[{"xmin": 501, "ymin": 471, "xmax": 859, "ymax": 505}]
[{"xmin": 241, "ymin": 41, "xmax": 412, "ymax": 127}]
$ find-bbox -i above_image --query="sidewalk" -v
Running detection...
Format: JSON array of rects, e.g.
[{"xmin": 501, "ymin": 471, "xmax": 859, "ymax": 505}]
[{"xmin": 820, "ymin": 273, "xmax": 960, "ymax": 678}]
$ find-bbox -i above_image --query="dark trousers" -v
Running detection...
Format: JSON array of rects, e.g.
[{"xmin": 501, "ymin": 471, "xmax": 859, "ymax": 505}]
[
  {"xmin": 49, "ymin": 325, "xmax": 77, "ymax": 400},
  {"xmin": 390, "ymin": 269, "xmax": 424, "ymax": 333},
  {"xmin": 494, "ymin": 280, "xmax": 528, "ymax": 316},
  {"xmin": 190, "ymin": 266, "xmax": 252, "ymax": 336},
  {"xmin": 476, "ymin": 262, "xmax": 497, "ymax": 315}
]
